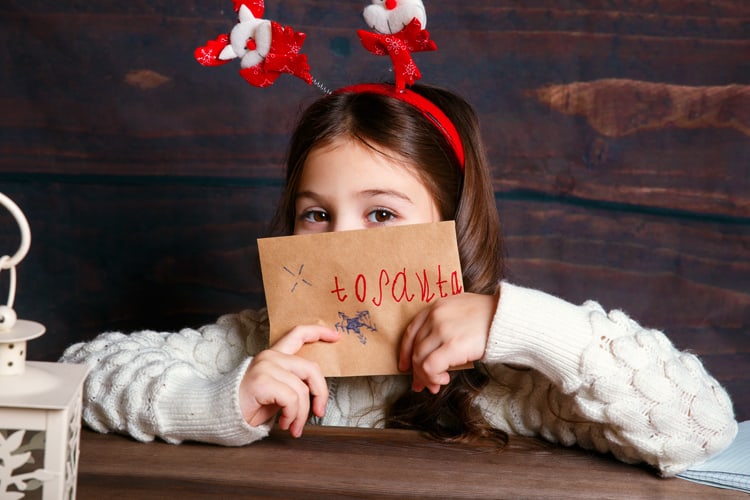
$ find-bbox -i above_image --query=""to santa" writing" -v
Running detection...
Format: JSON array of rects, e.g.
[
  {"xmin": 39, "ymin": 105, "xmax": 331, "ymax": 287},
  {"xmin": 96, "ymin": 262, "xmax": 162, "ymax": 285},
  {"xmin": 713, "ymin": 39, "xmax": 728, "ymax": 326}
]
[{"xmin": 330, "ymin": 265, "xmax": 463, "ymax": 306}]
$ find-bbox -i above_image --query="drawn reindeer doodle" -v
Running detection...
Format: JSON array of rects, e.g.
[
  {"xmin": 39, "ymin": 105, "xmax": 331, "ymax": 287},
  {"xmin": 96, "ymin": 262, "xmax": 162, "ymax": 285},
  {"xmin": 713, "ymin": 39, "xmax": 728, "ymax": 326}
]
[{"xmin": 335, "ymin": 310, "xmax": 377, "ymax": 345}]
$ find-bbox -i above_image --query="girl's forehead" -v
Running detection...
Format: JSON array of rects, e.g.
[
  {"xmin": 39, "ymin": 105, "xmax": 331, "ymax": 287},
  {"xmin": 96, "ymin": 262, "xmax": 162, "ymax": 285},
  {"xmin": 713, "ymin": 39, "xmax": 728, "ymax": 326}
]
[
  {"xmin": 297, "ymin": 138, "xmax": 429, "ymax": 193},
  {"xmin": 305, "ymin": 137, "xmax": 412, "ymax": 171}
]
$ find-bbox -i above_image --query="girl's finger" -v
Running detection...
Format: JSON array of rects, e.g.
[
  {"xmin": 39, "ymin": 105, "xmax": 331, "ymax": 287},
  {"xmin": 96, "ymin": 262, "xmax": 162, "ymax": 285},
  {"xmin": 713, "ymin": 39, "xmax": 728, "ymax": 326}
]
[
  {"xmin": 420, "ymin": 346, "xmax": 455, "ymax": 387},
  {"xmin": 399, "ymin": 307, "xmax": 430, "ymax": 371},
  {"xmin": 246, "ymin": 361, "xmax": 311, "ymax": 435},
  {"xmin": 274, "ymin": 367, "xmax": 314, "ymax": 435},
  {"xmin": 272, "ymin": 324, "xmax": 340, "ymax": 355},
  {"xmin": 270, "ymin": 353, "xmax": 329, "ymax": 402},
  {"xmin": 243, "ymin": 351, "xmax": 330, "ymax": 436},
  {"xmin": 248, "ymin": 404, "xmax": 281, "ymax": 427}
]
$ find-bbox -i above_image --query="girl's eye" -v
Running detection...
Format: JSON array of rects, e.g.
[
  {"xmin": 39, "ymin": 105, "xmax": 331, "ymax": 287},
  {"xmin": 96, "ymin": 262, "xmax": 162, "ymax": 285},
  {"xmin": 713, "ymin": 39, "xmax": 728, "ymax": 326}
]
[
  {"xmin": 301, "ymin": 210, "xmax": 329, "ymax": 223},
  {"xmin": 368, "ymin": 209, "xmax": 396, "ymax": 223}
]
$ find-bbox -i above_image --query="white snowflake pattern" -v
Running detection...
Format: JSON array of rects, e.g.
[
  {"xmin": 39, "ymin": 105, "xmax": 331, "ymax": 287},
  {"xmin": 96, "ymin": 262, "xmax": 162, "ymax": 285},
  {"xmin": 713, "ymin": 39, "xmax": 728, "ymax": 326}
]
[
  {"xmin": 196, "ymin": 49, "xmax": 217, "ymax": 66},
  {"xmin": 403, "ymin": 61, "xmax": 419, "ymax": 80},
  {"xmin": 385, "ymin": 36, "xmax": 403, "ymax": 55}
]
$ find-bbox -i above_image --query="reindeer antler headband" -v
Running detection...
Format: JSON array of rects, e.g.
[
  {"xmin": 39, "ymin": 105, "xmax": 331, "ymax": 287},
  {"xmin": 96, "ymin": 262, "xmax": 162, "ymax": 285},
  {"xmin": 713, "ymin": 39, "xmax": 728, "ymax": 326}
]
[{"xmin": 194, "ymin": 0, "xmax": 464, "ymax": 170}]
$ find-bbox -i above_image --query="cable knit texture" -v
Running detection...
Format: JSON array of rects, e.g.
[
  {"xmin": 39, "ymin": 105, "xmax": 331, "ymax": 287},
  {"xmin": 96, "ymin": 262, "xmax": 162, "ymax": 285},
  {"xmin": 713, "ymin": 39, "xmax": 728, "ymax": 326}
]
[
  {"xmin": 61, "ymin": 309, "xmax": 272, "ymax": 445},
  {"xmin": 60, "ymin": 282, "xmax": 737, "ymax": 476}
]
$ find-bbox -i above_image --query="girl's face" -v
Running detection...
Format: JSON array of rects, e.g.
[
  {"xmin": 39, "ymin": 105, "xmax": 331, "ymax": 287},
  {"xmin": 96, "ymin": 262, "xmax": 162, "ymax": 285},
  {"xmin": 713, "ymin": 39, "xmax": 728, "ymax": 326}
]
[{"xmin": 293, "ymin": 138, "xmax": 441, "ymax": 234}]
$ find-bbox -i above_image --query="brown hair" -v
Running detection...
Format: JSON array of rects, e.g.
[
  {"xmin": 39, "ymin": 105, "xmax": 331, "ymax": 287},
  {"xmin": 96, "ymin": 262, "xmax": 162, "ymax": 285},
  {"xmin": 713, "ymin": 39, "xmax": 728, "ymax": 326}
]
[{"xmin": 270, "ymin": 84, "xmax": 506, "ymax": 445}]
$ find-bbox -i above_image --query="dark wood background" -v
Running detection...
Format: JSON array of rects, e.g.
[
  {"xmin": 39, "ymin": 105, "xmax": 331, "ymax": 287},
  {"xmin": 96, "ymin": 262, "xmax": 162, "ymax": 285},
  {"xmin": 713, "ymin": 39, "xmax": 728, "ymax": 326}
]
[{"xmin": 1, "ymin": 1, "xmax": 748, "ymax": 421}]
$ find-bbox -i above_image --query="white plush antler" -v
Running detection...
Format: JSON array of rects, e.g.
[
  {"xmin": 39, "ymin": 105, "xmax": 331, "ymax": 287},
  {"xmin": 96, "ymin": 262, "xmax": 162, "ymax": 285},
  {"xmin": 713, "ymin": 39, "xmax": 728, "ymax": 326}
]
[{"xmin": 220, "ymin": 4, "xmax": 273, "ymax": 68}]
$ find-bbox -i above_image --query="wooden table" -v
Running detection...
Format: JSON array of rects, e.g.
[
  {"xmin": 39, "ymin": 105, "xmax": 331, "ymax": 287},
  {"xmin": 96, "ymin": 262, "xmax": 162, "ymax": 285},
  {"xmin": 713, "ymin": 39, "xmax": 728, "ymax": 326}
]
[{"xmin": 76, "ymin": 426, "xmax": 743, "ymax": 499}]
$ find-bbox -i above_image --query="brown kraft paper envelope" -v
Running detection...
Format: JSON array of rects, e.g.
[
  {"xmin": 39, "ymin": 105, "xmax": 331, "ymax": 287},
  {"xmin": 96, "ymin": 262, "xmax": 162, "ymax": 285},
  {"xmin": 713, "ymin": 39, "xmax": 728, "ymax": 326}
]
[{"xmin": 257, "ymin": 221, "xmax": 464, "ymax": 377}]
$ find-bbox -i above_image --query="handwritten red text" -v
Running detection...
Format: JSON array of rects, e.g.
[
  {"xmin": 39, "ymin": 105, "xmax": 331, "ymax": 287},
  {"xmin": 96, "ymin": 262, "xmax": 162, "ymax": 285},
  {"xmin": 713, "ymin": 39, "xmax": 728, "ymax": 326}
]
[{"xmin": 330, "ymin": 265, "xmax": 463, "ymax": 306}]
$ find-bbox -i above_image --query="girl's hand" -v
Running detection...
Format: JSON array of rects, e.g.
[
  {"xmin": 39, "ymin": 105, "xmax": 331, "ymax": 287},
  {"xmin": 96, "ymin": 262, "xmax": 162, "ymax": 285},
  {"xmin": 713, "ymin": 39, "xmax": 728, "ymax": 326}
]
[
  {"xmin": 240, "ymin": 325, "xmax": 339, "ymax": 437},
  {"xmin": 399, "ymin": 291, "xmax": 498, "ymax": 394}
]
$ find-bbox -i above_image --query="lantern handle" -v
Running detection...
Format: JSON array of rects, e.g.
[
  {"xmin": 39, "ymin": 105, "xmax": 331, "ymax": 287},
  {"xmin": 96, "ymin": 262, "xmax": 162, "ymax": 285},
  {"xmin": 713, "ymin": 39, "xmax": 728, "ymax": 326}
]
[{"xmin": 0, "ymin": 192, "xmax": 31, "ymax": 309}]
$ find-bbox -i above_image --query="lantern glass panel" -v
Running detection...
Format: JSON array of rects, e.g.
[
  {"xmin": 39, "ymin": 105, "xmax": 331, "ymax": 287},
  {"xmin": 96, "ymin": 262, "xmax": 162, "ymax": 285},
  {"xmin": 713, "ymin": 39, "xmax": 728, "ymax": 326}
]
[{"xmin": 0, "ymin": 429, "xmax": 46, "ymax": 499}]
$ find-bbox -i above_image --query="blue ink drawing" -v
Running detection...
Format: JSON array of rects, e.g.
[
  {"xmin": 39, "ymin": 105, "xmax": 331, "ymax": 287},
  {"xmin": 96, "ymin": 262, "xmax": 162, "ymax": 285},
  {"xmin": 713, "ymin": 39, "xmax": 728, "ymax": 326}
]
[
  {"xmin": 283, "ymin": 264, "xmax": 312, "ymax": 293},
  {"xmin": 335, "ymin": 310, "xmax": 377, "ymax": 345}
]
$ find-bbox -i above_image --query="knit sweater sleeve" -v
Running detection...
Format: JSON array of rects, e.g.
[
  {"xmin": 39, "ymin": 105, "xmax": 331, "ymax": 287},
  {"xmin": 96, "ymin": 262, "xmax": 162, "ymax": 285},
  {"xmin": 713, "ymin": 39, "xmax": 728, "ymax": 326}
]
[
  {"xmin": 479, "ymin": 282, "xmax": 738, "ymax": 476},
  {"xmin": 59, "ymin": 309, "xmax": 272, "ymax": 446}
]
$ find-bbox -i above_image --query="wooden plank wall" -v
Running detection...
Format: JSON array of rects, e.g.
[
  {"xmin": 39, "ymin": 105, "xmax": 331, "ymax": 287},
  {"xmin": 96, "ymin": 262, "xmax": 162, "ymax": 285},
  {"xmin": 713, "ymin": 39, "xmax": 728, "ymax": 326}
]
[{"xmin": 1, "ymin": 1, "xmax": 748, "ymax": 421}]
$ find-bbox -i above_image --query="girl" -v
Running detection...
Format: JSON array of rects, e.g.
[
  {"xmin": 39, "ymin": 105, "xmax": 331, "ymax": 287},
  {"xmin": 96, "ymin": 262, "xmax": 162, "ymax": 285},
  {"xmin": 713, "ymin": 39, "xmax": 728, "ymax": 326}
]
[{"xmin": 61, "ymin": 83, "xmax": 737, "ymax": 477}]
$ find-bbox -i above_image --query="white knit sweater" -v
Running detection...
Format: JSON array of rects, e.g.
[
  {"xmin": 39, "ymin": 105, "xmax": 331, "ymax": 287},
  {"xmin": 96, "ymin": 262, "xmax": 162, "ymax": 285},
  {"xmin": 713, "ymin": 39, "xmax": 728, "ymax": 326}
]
[{"xmin": 60, "ymin": 282, "xmax": 737, "ymax": 476}]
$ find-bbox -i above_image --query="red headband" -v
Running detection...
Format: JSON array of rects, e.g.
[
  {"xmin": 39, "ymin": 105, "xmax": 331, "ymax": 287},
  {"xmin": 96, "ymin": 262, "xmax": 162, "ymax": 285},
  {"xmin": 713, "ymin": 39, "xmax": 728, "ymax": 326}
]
[
  {"xmin": 194, "ymin": 3, "xmax": 463, "ymax": 168},
  {"xmin": 337, "ymin": 83, "xmax": 465, "ymax": 171}
]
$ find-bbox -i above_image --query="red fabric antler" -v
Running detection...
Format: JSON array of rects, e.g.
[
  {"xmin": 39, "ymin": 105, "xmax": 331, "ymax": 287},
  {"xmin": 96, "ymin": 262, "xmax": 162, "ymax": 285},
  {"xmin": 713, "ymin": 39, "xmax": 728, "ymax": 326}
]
[
  {"xmin": 193, "ymin": 1, "xmax": 311, "ymax": 88},
  {"xmin": 357, "ymin": 18, "xmax": 437, "ymax": 91}
]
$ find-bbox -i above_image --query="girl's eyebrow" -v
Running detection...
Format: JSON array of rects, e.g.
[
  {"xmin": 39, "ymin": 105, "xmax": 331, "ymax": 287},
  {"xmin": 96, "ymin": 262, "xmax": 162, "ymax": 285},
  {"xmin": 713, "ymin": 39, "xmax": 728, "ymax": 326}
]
[
  {"xmin": 359, "ymin": 189, "xmax": 414, "ymax": 203},
  {"xmin": 295, "ymin": 189, "xmax": 414, "ymax": 203},
  {"xmin": 294, "ymin": 190, "xmax": 320, "ymax": 201}
]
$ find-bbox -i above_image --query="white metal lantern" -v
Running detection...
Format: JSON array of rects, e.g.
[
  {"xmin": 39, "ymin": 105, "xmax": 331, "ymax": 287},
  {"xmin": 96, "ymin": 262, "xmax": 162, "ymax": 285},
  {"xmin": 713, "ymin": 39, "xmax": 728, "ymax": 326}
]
[{"xmin": 0, "ymin": 192, "xmax": 88, "ymax": 499}]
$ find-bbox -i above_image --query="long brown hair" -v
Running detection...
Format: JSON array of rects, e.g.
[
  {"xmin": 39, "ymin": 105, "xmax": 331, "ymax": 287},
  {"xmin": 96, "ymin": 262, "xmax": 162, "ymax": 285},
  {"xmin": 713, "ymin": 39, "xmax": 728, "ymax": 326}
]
[{"xmin": 270, "ymin": 84, "xmax": 506, "ymax": 445}]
